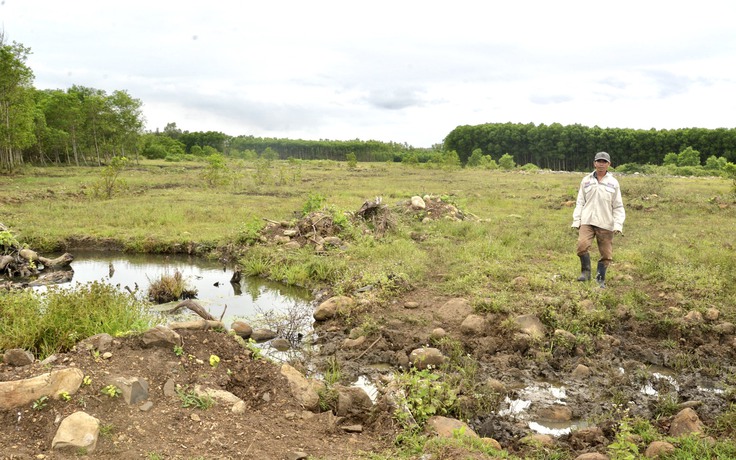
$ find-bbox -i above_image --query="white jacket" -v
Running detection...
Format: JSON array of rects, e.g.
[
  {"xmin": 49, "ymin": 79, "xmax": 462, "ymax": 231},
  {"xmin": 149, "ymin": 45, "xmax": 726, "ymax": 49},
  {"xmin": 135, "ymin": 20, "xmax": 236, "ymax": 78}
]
[{"xmin": 572, "ymin": 171, "xmax": 625, "ymax": 232}]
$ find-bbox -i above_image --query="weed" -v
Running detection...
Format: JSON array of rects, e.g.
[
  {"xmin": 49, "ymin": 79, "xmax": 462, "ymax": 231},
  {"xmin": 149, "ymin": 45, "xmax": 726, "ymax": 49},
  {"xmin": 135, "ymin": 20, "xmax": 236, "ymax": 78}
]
[
  {"xmin": 175, "ymin": 385, "xmax": 215, "ymax": 410},
  {"xmin": 607, "ymin": 416, "xmax": 640, "ymax": 460},
  {"xmin": 83, "ymin": 375, "xmax": 92, "ymax": 386},
  {"xmin": 32, "ymin": 396, "xmax": 49, "ymax": 411},
  {"xmin": 101, "ymin": 385, "xmax": 122, "ymax": 398},
  {"xmin": 99, "ymin": 423, "xmax": 115, "ymax": 438},
  {"xmin": 393, "ymin": 367, "xmax": 457, "ymax": 428},
  {"xmin": 173, "ymin": 345, "xmax": 184, "ymax": 357},
  {"xmin": 209, "ymin": 354, "xmax": 220, "ymax": 367},
  {"xmin": 147, "ymin": 269, "xmax": 197, "ymax": 303},
  {"xmin": 58, "ymin": 391, "xmax": 71, "ymax": 402},
  {"xmin": 302, "ymin": 192, "xmax": 326, "ymax": 215}
]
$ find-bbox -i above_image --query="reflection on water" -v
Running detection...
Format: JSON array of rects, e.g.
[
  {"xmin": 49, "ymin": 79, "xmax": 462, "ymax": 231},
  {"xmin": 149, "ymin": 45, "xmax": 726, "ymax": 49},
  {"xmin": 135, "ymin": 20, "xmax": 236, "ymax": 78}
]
[{"xmin": 35, "ymin": 251, "xmax": 313, "ymax": 325}]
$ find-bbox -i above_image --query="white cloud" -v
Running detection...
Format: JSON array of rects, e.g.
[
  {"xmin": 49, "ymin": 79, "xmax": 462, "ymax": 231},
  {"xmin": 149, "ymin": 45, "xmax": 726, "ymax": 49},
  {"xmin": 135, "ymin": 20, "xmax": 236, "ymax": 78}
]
[{"xmin": 3, "ymin": 0, "xmax": 736, "ymax": 146}]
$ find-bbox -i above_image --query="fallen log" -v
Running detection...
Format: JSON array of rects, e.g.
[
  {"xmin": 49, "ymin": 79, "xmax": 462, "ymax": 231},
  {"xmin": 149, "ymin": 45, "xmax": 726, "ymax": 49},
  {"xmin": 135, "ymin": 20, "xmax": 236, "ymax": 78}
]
[
  {"xmin": 19, "ymin": 249, "xmax": 74, "ymax": 268},
  {"xmin": 168, "ymin": 299, "xmax": 217, "ymax": 321}
]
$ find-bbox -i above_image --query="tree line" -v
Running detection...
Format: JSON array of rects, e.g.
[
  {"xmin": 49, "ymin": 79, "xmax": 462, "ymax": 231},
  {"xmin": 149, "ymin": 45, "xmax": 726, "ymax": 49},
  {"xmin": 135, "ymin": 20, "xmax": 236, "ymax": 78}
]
[
  {"xmin": 444, "ymin": 122, "xmax": 736, "ymax": 171},
  {"xmin": 2, "ymin": 34, "xmax": 735, "ymax": 173}
]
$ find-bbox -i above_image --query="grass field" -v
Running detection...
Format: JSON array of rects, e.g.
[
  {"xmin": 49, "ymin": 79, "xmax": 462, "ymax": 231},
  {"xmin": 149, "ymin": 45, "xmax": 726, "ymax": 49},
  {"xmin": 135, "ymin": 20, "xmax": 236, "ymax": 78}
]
[{"xmin": 3, "ymin": 159, "xmax": 736, "ymax": 459}]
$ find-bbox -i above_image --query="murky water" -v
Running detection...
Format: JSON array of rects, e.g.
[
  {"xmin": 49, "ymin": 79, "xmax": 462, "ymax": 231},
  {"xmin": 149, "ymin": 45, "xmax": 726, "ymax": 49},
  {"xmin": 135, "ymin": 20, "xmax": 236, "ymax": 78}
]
[{"xmin": 35, "ymin": 251, "xmax": 313, "ymax": 326}]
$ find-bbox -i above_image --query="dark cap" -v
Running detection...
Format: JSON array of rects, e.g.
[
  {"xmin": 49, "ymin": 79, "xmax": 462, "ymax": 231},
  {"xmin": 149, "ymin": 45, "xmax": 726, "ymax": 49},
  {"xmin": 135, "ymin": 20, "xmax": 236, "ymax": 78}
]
[{"xmin": 594, "ymin": 151, "xmax": 611, "ymax": 163}]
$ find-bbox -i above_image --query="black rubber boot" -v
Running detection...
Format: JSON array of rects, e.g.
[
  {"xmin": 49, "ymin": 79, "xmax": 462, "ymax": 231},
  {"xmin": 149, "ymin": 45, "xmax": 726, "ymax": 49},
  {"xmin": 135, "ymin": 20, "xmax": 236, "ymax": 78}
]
[
  {"xmin": 577, "ymin": 254, "xmax": 591, "ymax": 281},
  {"xmin": 596, "ymin": 261, "xmax": 607, "ymax": 288}
]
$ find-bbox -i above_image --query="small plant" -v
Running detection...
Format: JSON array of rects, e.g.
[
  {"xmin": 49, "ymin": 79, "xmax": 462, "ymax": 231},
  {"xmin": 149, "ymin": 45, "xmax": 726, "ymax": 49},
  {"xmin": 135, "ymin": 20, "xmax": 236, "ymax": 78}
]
[
  {"xmin": 58, "ymin": 391, "xmax": 72, "ymax": 401},
  {"xmin": 246, "ymin": 338, "xmax": 263, "ymax": 360},
  {"xmin": 302, "ymin": 192, "xmax": 326, "ymax": 215},
  {"xmin": 101, "ymin": 384, "xmax": 122, "ymax": 398},
  {"xmin": 147, "ymin": 269, "xmax": 197, "ymax": 303},
  {"xmin": 209, "ymin": 354, "xmax": 220, "ymax": 367},
  {"xmin": 175, "ymin": 385, "xmax": 215, "ymax": 410},
  {"xmin": 99, "ymin": 423, "xmax": 115, "ymax": 438},
  {"xmin": 32, "ymin": 396, "xmax": 49, "ymax": 410},
  {"xmin": 173, "ymin": 345, "xmax": 184, "ymax": 357},
  {"xmin": 393, "ymin": 367, "xmax": 457, "ymax": 428},
  {"xmin": 83, "ymin": 375, "xmax": 92, "ymax": 386},
  {"xmin": 90, "ymin": 155, "xmax": 129, "ymax": 199},
  {"xmin": 607, "ymin": 416, "xmax": 640, "ymax": 460},
  {"xmin": 146, "ymin": 453, "xmax": 164, "ymax": 460}
]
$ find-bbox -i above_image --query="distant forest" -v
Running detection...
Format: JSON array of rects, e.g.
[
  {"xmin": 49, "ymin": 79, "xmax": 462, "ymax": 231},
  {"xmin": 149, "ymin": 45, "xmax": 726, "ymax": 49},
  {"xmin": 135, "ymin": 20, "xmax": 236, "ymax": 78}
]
[{"xmin": 3, "ymin": 35, "xmax": 736, "ymax": 173}]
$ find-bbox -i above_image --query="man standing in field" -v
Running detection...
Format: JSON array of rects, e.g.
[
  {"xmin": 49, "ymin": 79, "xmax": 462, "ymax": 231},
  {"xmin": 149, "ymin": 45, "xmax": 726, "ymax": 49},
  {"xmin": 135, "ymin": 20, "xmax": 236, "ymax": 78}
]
[{"xmin": 571, "ymin": 151, "xmax": 626, "ymax": 288}]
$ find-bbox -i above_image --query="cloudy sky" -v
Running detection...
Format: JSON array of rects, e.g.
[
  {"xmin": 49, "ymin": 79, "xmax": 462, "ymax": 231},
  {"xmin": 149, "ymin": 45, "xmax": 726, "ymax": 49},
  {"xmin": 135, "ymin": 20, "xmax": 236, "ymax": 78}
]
[{"xmin": 3, "ymin": 1, "xmax": 736, "ymax": 147}]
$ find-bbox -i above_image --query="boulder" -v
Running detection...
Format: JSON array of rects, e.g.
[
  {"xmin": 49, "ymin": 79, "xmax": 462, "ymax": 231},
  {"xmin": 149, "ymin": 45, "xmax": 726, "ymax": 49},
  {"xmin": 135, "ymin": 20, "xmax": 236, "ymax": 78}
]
[
  {"xmin": 408, "ymin": 347, "xmax": 445, "ymax": 370},
  {"xmin": 0, "ymin": 368, "xmax": 84, "ymax": 410},
  {"xmin": 52, "ymin": 411, "xmax": 100, "ymax": 453}
]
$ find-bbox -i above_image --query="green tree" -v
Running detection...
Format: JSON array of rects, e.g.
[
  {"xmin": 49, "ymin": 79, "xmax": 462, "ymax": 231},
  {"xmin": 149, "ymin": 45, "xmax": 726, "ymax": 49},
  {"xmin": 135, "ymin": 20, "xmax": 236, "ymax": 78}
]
[
  {"xmin": 498, "ymin": 153, "xmax": 516, "ymax": 170},
  {"xmin": 466, "ymin": 148, "xmax": 484, "ymax": 167},
  {"xmin": 0, "ymin": 35, "xmax": 35, "ymax": 172},
  {"xmin": 662, "ymin": 152, "xmax": 678, "ymax": 166},
  {"xmin": 705, "ymin": 155, "xmax": 727, "ymax": 171},
  {"xmin": 677, "ymin": 146, "xmax": 701, "ymax": 166}
]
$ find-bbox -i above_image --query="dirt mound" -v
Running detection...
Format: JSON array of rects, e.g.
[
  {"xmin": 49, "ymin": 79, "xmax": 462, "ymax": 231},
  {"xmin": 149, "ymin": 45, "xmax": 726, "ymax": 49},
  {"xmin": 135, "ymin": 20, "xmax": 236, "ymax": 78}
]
[{"xmin": 0, "ymin": 329, "xmax": 395, "ymax": 459}]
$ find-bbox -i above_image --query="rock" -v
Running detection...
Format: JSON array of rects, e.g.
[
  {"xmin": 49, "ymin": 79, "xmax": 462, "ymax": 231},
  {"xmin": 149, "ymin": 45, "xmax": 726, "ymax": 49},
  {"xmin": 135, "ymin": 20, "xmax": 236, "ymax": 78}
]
[
  {"xmin": 481, "ymin": 437, "xmax": 502, "ymax": 450},
  {"xmin": 425, "ymin": 416, "xmax": 478, "ymax": 438},
  {"xmin": 714, "ymin": 322, "xmax": 735, "ymax": 335},
  {"xmin": 286, "ymin": 452, "xmax": 309, "ymax": 460},
  {"xmin": 485, "ymin": 378, "xmax": 507, "ymax": 394},
  {"xmin": 537, "ymin": 404, "xmax": 572, "ymax": 422},
  {"xmin": 645, "ymin": 440, "xmax": 675, "ymax": 458},
  {"xmin": 514, "ymin": 314, "xmax": 546, "ymax": 339},
  {"xmin": 231, "ymin": 320, "xmax": 253, "ymax": 339},
  {"xmin": 163, "ymin": 378, "xmax": 177, "ymax": 398},
  {"xmin": 704, "ymin": 308, "xmax": 720, "ymax": 321},
  {"xmin": 3, "ymin": 348, "xmax": 34, "ymax": 366},
  {"xmin": 408, "ymin": 347, "xmax": 445, "ymax": 370},
  {"xmin": 323, "ymin": 236, "xmax": 343, "ymax": 247},
  {"xmin": 404, "ymin": 301, "xmax": 420, "ymax": 309},
  {"xmin": 271, "ymin": 338, "xmax": 291, "ymax": 351},
  {"xmin": 522, "ymin": 433, "xmax": 554, "ymax": 446},
  {"xmin": 284, "ymin": 241, "xmax": 302, "ymax": 250},
  {"xmin": 141, "ymin": 325, "xmax": 182, "ymax": 348},
  {"xmin": 280, "ymin": 363, "xmax": 324, "ymax": 411},
  {"xmin": 108, "ymin": 376, "xmax": 149, "ymax": 405},
  {"xmin": 251, "ymin": 328, "xmax": 277, "ymax": 342},
  {"xmin": 0, "ymin": 368, "xmax": 84, "ymax": 410},
  {"xmin": 139, "ymin": 401, "xmax": 154, "ymax": 411},
  {"xmin": 333, "ymin": 385, "xmax": 373, "ymax": 418},
  {"xmin": 430, "ymin": 328, "xmax": 447, "ymax": 340},
  {"xmin": 410, "ymin": 196, "xmax": 426, "ymax": 209},
  {"xmin": 571, "ymin": 364, "xmax": 591, "ymax": 379},
  {"xmin": 194, "ymin": 385, "xmax": 241, "ymax": 404},
  {"xmin": 232, "ymin": 400, "xmax": 247, "ymax": 414},
  {"xmin": 436, "ymin": 298, "xmax": 473, "ymax": 322},
  {"xmin": 314, "ymin": 296, "xmax": 355, "ymax": 321},
  {"xmin": 52, "ymin": 411, "xmax": 100, "ymax": 453},
  {"xmin": 460, "ymin": 314, "xmax": 486, "ymax": 335},
  {"xmin": 574, "ymin": 454, "xmax": 609, "ymax": 460},
  {"xmin": 342, "ymin": 336, "xmax": 366, "ymax": 348},
  {"xmin": 341, "ymin": 425, "xmax": 363, "ymax": 433},
  {"xmin": 79, "ymin": 333, "xmax": 114, "ymax": 353},
  {"xmin": 282, "ymin": 229, "xmax": 298, "ymax": 237},
  {"xmin": 669, "ymin": 407, "xmax": 704, "ymax": 437},
  {"xmin": 684, "ymin": 310, "xmax": 703, "ymax": 324}
]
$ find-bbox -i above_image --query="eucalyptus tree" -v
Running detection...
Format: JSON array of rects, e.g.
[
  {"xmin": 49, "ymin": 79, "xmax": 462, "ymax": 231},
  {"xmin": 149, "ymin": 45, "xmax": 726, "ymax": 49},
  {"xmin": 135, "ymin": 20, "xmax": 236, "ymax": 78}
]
[{"xmin": 0, "ymin": 34, "xmax": 35, "ymax": 172}]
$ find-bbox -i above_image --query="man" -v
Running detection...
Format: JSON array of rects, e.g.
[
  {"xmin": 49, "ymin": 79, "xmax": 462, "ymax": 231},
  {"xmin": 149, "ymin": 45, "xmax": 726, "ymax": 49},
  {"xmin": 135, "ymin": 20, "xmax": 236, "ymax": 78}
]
[{"xmin": 571, "ymin": 151, "xmax": 626, "ymax": 288}]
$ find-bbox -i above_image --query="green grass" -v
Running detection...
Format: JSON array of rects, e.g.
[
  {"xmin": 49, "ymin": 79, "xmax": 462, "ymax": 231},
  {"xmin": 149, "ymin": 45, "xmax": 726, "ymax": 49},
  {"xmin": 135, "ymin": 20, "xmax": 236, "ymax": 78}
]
[
  {"xmin": 0, "ymin": 281, "xmax": 154, "ymax": 358},
  {"xmin": 3, "ymin": 159, "xmax": 736, "ymax": 459}
]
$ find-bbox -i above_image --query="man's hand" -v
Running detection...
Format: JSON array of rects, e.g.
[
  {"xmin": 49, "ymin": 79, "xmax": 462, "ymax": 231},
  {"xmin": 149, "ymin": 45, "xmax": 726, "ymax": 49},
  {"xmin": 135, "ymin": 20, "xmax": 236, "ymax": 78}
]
[{"xmin": 614, "ymin": 230, "xmax": 624, "ymax": 236}]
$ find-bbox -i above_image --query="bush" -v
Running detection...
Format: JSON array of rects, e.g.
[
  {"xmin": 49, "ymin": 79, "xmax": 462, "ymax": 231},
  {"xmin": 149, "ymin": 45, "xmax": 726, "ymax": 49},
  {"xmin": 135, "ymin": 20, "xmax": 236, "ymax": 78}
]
[{"xmin": 0, "ymin": 282, "xmax": 153, "ymax": 358}]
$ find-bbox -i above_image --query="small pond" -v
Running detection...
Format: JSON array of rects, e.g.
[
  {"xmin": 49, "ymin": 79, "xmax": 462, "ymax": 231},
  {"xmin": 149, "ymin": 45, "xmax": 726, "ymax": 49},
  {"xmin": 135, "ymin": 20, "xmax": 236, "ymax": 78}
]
[{"xmin": 36, "ymin": 251, "xmax": 314, "ymax": 327}]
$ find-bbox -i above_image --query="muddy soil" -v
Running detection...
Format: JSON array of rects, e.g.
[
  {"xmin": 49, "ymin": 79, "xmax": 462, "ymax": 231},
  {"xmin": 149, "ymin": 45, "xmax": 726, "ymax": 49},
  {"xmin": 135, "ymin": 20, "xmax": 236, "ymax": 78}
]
[{"xmin": 2, "ymin": 283, "xmax": 735, "ymax": 460}]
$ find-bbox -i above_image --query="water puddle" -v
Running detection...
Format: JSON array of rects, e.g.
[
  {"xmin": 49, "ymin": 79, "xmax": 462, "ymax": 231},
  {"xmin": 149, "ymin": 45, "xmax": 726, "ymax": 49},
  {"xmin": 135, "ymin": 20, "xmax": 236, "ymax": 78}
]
[
  {"xmin": 499, "ymin": 382, "xmax": 584, "ymax": 436},
  {"xmin": 33, "ymin": 251, "xmax": 313, "ymax": 326}
]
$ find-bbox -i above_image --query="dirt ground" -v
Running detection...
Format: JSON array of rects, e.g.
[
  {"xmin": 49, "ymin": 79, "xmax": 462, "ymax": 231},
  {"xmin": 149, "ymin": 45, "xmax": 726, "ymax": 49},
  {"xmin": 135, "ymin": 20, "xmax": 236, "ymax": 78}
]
[
  {"xmin": 2, "ymin": 283, "xmax": 736, "ymax": 460},
  {"xmin": 0, "ymin": 327, "xmax": 399, "ymax": 460}
]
